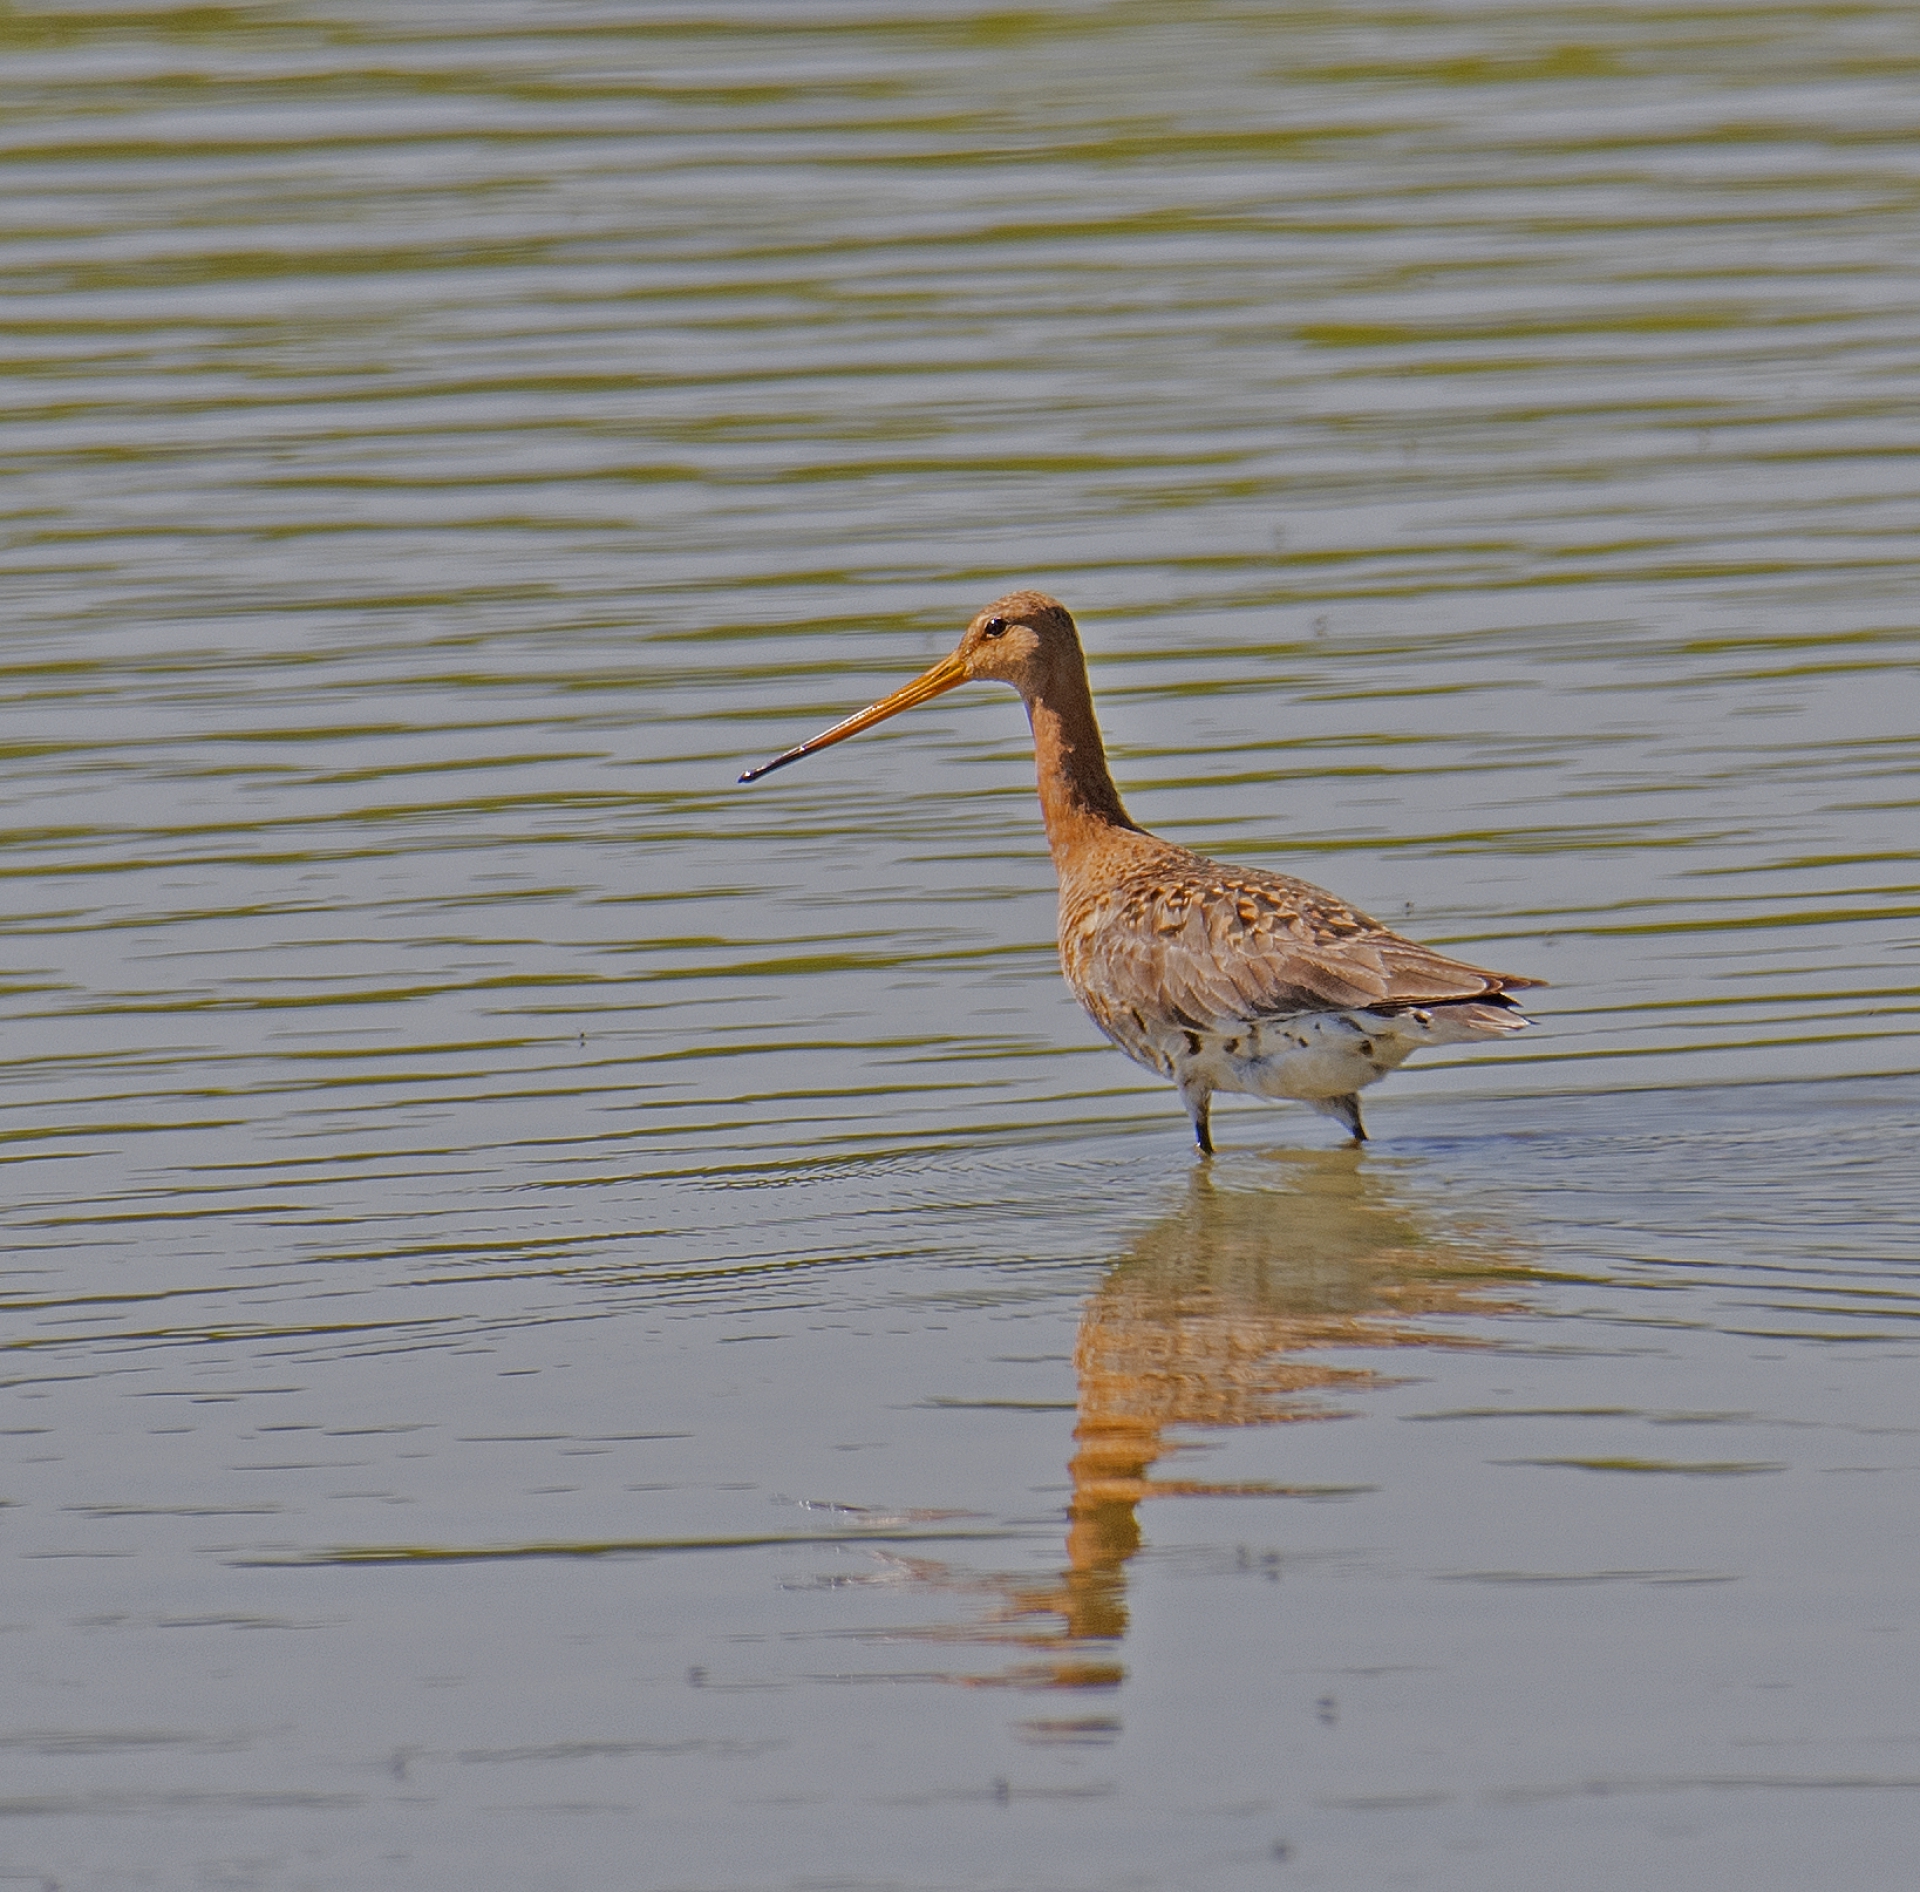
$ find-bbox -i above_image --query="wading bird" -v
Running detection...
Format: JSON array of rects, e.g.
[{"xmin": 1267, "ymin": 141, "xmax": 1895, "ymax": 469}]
[{"xmin": 741, "ymin": 593, "xmax": 1541, "ymax": 1152}]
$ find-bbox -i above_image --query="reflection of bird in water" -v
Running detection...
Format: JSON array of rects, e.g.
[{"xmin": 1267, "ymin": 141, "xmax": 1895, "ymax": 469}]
[
  {"xmin": 742, "ymin": 591, "xmax": 1542, "ymax": 1149},
  {"xmin": 1051, "ymin": 1152, "xmax": 1514, "ymax": 1650},
  {"xmin": 886, "ymin": 1153, "xmax": 1520, "ymax": 1689}
]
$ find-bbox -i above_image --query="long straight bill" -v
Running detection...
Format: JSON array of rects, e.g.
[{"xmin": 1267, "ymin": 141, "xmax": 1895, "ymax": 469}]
[{"xmin": 738, "ymin": 651, "xmax": 970, "ymax": 783}]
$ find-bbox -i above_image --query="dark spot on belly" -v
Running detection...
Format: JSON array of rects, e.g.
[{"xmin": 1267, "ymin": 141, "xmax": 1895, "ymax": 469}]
[
  {"xmin": 1357, "ymin": 1039, "xmax": 1373, "ymax": 1057},
  {"xmin": 1224, "ymin": 1037, "xmax": 1241, "ymax": 1055},
  {"xmin": 1183, "ymin": 1031, "xmax": 1202, "ymax": 1056}
]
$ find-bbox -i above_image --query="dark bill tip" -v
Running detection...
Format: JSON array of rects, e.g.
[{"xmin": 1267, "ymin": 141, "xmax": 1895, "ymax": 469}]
[{"xmin": 738, "ymin": 747, "xmax": 806, "ymax": 785}]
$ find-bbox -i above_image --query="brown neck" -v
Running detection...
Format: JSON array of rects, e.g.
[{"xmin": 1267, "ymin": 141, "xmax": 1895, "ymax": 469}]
[{"xmin": 1026, "ymin": 669, "xmax": 1139, "ymax": 869}]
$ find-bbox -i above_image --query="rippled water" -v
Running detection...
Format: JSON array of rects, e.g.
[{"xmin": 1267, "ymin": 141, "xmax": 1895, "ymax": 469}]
[{"xmin": 4, "ymin": 3, "xmax": 1920, "ymax": 1887}]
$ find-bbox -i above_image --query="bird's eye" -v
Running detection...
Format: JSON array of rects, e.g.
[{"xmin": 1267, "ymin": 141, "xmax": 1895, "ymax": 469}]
[{"xmin": 982, "ymin": 618, "xmax": 1007, "ymax": 639}]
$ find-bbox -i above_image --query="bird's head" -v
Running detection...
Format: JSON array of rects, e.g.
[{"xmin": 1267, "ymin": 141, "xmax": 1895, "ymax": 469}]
[{"xmin": 950, "ymin": 591, "xmax": 1082, "ymax": 695}]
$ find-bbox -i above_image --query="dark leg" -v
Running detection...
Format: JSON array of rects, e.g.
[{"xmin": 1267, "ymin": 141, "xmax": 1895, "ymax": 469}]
[
  {"xmin": 1189, "ymin": 1092, "xmax": 1214, "ymax": 1156},
  {"xmin": 1327, "ymin": 1093, "xmax": 1366, "ymax": 1143}
]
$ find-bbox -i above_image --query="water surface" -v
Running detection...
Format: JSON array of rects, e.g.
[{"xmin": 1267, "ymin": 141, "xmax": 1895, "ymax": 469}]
[{"xmin": 3, "ymin": 3, "xmax": 1919, "ymax": 1888}]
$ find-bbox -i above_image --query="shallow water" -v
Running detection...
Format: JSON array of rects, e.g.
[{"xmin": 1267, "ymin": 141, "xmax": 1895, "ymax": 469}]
[{"xmin": 3, "ymin": 2, "xmax": 1919, "ymax": 1887}]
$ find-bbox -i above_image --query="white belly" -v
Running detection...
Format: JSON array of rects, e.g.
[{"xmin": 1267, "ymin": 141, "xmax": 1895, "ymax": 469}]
[{"xmin": 1094, "ymin": 1005, "xmax": 1426, "ymax": 1102}]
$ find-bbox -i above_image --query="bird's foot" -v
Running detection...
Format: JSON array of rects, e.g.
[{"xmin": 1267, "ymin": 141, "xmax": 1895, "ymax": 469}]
[{"xmin": 1321, "ymin": 1093, "xmax": 1366, "ymax": 1142}]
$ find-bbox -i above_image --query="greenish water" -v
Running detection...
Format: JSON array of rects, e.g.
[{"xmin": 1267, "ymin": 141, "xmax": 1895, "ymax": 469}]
[{"xmin": 3, "ymin": 3, "xmax": 1919, "ymax": 1888}]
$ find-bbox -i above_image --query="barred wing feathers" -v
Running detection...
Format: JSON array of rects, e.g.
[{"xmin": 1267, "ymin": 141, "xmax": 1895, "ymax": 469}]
[{"xmin": 1062, "ymin": 851, "xmax": 1542, "ymax": 1036}]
